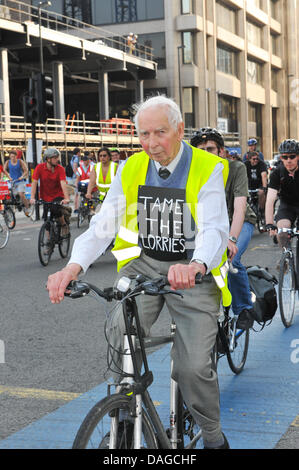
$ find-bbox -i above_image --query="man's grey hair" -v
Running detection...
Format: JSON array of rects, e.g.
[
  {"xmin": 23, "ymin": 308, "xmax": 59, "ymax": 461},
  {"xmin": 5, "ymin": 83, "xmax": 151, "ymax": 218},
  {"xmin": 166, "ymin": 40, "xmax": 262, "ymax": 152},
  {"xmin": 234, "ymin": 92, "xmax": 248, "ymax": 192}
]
[{"xmin": 133, "ymin": 95, "xmax": 183, "ymax": 134}]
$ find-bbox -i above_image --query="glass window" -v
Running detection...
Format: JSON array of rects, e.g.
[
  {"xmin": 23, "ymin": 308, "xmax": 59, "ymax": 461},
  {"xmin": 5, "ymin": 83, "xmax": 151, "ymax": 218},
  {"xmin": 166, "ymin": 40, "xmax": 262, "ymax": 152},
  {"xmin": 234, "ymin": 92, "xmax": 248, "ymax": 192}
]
[
  {"xmin": 271, "ymin": 68, "xmax": 279, "ymax": 91},
  {"xmin": 183, "ymin": 88, "xmax": 194, "ymax": 128},
  {"xmin": 63, "ymin": 0, "xmax": 92, "ymax": 23},
  {"xmin": 248, "ymin": 102, "xmax": 262, "ymax": 139},
  {"xmin": 217, "ymin": 45, "xmax": 238, "ymax": 77},
  {"xmin": 247, "ymin": 58, "xmax": 263, "ymax": 85},
  {"xmin": 216, "ymin": 1, "xmax": 236, "ymax": 34},
  {"xmin": 182, "ymin": 31, "xmax": 193, "ymax": 64},
  {"xmin": 91, "ymin": 0, "xmax": 164, "ymax": 25},
  {"xmin": 271, "ymin": 34, "xmax": 279, "ymax": 56},
  {"xmin": 138, "ymin": 32, "xmax": 166, "ymax": 69},
  {"xmin": 217, "ymin": 94, "xmax": 238, "ymax": 133},
  {"xmin": 247, "ymin": 20, "xmax": 262, "ymax": 48},
  {"xmin": 270, "ymin": 0, "xmax": 279, "ymax": 20},
  {"xmin": 181, "ymin": 0, "xmax": 192, "ymax": 14}
]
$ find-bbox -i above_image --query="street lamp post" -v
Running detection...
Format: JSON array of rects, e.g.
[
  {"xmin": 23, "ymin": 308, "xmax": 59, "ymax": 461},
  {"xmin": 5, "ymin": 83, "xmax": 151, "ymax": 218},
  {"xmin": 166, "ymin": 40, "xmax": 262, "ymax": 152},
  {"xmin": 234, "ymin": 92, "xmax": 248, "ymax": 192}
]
[{"xmin": 38, "ymin": 1, "xmax": 52, "ymax": 74}]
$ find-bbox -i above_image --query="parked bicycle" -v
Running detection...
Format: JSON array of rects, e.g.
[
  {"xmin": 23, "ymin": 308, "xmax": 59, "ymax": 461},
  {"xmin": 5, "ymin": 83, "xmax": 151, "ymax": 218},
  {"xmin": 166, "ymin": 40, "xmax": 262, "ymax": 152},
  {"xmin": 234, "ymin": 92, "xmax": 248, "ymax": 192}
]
[
  {"xmin": 0, "ymin": 212, "xmax": 9, "ymax": 249},
  {"xmin": 0, "ymin": 180, "xmax": 34, "ymax": 229},
  {"xmin": 66, "ymin": 273, "xmax": 248, "ymax": 449},
  {"xmin": 277, "ymin": 225, "xmax": 299, "ymax": 327},
  {"xmin": 248, "ymin": 189, "xmax": 265, "ymax": 233},
  {"xmin": 36, "ymin": 200, "xmax": 71, "ymax": 266}
]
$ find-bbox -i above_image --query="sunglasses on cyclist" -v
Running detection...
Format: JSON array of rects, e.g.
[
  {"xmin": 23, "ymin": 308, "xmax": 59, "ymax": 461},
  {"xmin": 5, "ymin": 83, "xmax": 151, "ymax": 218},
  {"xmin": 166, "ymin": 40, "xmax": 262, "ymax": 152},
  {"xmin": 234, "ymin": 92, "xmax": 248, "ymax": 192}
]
[{"xmin": 281, "ymin": 154, "xmax": 297, "ymax": 160}]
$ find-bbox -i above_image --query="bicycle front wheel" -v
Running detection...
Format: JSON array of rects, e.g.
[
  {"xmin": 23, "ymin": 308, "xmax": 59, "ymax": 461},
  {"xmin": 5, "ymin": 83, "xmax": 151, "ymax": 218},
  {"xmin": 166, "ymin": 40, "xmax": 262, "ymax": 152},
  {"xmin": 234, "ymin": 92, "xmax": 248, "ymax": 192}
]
[
  {"xmin": 72, "ymin": 393, "xmax": 157, "ymax": 449},
  {"xmin": 38, "ymin": 222, "xmax": 54, "ymax": 266},
  {"xmin": 226, "ymin": 325, "xmax": 250, "ymax": 374},
  {"xmin": 279, "ymin": 252, "xmax": 296, "ymax": 328},
  {"xmin": 0, "ymin": 216, "xmax": 10, "ymax": 248}
]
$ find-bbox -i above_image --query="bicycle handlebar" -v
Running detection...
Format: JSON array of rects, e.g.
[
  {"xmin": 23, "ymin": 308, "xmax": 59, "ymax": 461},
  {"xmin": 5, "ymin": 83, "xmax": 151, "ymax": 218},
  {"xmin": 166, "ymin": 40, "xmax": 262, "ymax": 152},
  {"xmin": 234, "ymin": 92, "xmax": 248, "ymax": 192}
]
[{"xmin": 65, "ymin": 273, "xmax": 203, "ymax": 302}]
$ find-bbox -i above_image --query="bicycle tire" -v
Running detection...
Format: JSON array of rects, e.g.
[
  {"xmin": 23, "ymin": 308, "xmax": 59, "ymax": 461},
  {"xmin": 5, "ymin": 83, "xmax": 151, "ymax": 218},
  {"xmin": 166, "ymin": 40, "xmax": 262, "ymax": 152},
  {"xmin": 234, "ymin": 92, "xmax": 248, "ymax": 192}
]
[
  {"xmin": 279, "ymin": 252, "xmax": 296, "ymax": 328},
  {"xmin": 72, "ymin": 393, "xmax": 158, "ymax": 449},
  {"xmin": 77, "ymin": 207, "xmax": 86, "ymax": 228},
  {"xmin": 58, "ymin": 225, "xmax": 71, "ymax": 258},
  {"xmin": 38, "ymin": 222, "xmax": 54, "ymax": 266},
  {"xmin": 4, "ymin": 207, "xmax": 16, "ymax": 230},
  {"xmin": 0, "ymin": 215, "xmax": 10, "ymax": 248},
  {"xmin": 226, "ymin": 327, "xmax": 250, "ymax": 374}
]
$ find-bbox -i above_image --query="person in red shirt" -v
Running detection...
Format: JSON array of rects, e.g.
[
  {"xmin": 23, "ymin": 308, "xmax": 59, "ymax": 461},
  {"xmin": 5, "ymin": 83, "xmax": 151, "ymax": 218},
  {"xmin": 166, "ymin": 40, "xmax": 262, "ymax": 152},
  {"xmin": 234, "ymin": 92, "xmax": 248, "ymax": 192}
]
[
  {"xmin": 0, "ymin": 163, "xmax": 3, "ymax": 180},
  {"xmin": 30, "ymin": 148, "xmax": 70, "ymax": 231}
]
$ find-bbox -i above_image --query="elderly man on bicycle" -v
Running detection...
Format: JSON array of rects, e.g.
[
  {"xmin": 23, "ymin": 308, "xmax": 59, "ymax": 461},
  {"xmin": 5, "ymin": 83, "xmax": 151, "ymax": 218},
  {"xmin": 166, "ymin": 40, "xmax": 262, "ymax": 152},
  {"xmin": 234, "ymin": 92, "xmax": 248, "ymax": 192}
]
[
  {"xmin": 47, "ymin": 96, "xmax": 231, "ymax": 449},
  {"xmin": 265, "ymin": 139, "xmax": 299, "ymax": 257},
  {"xmin": 30, "ymin": 148, "xmax": 71, "ymax": 234}
]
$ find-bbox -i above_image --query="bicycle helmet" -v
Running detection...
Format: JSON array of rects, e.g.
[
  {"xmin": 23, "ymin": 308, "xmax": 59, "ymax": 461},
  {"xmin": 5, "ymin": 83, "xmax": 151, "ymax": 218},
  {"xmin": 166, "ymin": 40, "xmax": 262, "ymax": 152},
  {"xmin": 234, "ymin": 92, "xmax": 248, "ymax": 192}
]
[
  {"xmin": 44, "ymin": 147, "xmax": 61, "ymax": 159},
  {"xmin": 190, "ymin": 127, "xmax": 224, "ymax": 148},
  {"xmin": 248, "ymin": 138, "xmax": 257, "ymax": 146},
  {"xmin": 229, "ymin": 150, "xmax": 239, "ymax": 158},
  {"xmin": 278, "ymin": 139, "xmax": 299, "ymax": 155}
]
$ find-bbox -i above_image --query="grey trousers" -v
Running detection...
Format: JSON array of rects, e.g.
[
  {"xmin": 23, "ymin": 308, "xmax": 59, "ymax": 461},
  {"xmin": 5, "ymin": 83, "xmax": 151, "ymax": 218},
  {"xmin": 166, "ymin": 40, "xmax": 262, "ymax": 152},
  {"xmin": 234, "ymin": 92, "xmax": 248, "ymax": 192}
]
[{"xmin": 108, "ymin": 252, "xmax": 222, "ymax": 444}]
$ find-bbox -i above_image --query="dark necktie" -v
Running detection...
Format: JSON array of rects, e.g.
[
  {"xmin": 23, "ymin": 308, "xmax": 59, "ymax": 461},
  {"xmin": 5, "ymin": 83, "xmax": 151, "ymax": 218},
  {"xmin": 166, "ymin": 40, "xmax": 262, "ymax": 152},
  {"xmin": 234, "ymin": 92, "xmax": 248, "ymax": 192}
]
[{"xmin": 158, "ymin": 167, "xmax": 171, "ymax": 180}]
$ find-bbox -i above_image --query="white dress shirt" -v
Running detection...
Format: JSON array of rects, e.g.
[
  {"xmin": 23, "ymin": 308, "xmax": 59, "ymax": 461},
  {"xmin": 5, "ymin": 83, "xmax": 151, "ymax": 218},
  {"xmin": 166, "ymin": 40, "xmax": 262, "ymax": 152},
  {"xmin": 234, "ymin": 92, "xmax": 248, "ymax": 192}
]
[{"xmin": 68, "ymin": 145, "xmax": 229, "ymax": 273}]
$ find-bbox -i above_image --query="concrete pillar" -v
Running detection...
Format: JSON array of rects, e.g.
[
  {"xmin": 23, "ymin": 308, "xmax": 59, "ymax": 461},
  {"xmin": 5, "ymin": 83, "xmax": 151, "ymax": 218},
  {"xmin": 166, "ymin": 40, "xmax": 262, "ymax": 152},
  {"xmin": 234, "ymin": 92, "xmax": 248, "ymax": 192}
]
[
  {"xmin": 135, "ymin": 79, "xmax": 144, "ymax": 103},
  {"xmin": 98, "ymin": 70, "xmax": 109, "ymax": 120},
  {"xmin": 0, "ymin": 49, "xmax": 10, "ymax": 130},
  {"xmin": 52, "ymin": 62, "xmax": 65, "ymax": 124}
]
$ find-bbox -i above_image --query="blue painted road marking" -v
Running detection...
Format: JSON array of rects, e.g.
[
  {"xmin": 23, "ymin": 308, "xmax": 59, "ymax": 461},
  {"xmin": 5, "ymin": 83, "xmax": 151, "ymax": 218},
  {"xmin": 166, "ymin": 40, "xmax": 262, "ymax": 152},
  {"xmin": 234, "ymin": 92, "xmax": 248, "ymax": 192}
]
[{"xmin": 0, "ymin": 305, "xmax": 298, "ymax": 449}]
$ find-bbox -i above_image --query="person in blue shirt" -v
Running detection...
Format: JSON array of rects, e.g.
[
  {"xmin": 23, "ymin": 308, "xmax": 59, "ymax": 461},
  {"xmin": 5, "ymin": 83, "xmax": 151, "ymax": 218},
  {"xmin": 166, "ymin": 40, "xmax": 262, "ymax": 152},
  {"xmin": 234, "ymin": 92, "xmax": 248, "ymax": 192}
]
[
  {"xmin": 3, "ymin": 149, "xmax": 31, "ymax": 215},
  {"xmin": 243, "ymin": 138, "xmax": 264, "ymax": 162}
]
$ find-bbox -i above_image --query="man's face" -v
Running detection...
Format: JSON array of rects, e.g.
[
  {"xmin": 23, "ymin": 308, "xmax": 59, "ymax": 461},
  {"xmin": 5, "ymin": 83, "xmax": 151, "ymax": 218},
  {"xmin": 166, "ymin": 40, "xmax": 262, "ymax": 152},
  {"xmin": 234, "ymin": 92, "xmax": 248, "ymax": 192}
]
[
  {"xmin": 280, "ymin": 153, "xmax": 299, "ymax": 172},
  {"xmin": 138, "ymin": 107, "xmax": 184, "ymax": 167},
  {"xmin": 248, "ymin": 144, "xmax": 256, "ymax": 152},
  {"xmin": 9, "ymin": 153, "xmax": 17, "ymax": 161},
  {"xmin": 99, "ymin": 150, "xmax": 110, "ymax": 164},
  {"xmin": 111, "ymin": 152, "xmax": 120, "ymax": 162},
  {"xmin": 250, "ymin": 156, "xmax": 259, "ymax": 166},
  {"xmin": 47, "ymin": 156, "xmax": 60, "ymax": 167},
  {"xmin": 197, "ymin": 140, "xmax": 221, "ymax": 156}
]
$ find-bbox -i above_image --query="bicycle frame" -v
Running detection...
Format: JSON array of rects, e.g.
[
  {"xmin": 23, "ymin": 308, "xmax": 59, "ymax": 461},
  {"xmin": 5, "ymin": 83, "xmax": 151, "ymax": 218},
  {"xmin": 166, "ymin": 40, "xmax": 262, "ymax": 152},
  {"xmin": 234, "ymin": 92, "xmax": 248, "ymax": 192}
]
[{"xmin": 107, "ymin": 293, "xmax": 202, "ymax": 450}]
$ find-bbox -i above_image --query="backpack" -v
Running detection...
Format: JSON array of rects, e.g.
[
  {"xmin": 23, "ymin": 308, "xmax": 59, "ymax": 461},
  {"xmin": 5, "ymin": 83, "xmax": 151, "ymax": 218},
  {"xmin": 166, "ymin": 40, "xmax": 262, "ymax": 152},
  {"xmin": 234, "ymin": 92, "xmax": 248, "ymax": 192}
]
[
  {"xmin": 65, "ymin": 156, "xmax": 75, "ymax": 178},
  {"xmin": 247, "ymin": 266, "xmax": 278, "ymax": 327}
]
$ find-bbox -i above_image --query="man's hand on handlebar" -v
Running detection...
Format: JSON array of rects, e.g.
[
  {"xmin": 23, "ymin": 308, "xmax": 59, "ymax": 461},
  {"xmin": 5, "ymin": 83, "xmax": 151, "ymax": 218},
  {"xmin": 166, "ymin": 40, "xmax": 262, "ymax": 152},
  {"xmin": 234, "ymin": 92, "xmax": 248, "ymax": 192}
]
[
  {"xmin": 168, "ymin": 262, "xmax": 205, "ymax": 291},
  {"xmin": 47, "ymin": 263, "xmax": 82, "ymax": 304},
  {"xmin": 265, "ymin": 223, "xmax": 277, "ymax": 237}
]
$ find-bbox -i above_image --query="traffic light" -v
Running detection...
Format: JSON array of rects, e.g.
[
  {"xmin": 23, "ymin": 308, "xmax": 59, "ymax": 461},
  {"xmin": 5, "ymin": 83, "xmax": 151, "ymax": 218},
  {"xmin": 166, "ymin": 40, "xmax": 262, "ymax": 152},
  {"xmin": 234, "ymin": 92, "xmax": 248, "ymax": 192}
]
[
  {"xmin": 23, "ymin": 78, "xmax": 38, "ymax": 123},
  {"xmin": 35, "ymin": 72, "xmax": 54, "ymax": 123}
]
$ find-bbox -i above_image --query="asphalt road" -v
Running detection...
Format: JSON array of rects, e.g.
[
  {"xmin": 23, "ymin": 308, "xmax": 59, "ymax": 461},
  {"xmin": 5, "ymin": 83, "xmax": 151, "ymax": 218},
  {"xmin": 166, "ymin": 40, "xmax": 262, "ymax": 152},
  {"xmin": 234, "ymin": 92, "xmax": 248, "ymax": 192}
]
[{"xmin": 0, "ymin": 211, "xmax": 298, "ymax": 449}]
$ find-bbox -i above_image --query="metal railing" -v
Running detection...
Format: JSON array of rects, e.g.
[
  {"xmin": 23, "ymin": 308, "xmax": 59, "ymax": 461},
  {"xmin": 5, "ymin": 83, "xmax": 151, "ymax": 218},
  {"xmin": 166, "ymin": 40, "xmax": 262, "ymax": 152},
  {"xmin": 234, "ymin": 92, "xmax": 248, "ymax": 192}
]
[{"xmin": 0, "ymin": 0, "xmax": 154, "ymax": 61}]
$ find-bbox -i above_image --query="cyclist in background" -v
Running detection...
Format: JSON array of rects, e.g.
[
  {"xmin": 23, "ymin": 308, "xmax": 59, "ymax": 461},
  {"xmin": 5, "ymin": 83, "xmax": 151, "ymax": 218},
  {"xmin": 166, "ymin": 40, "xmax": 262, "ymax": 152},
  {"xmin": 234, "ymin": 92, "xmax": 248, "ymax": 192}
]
[
  {"xmin": 265, "ymin": 139, "xmax": 299, "ymax": 255},
  {"xmin": 243, "ymin": 138, "xmax": 265, "ymax": 161},
  {"xmin": 86, "ymin": 147, "xmax": 117, "ymax": 202},
  {"xmin": 110, "ymin": 148, "xmax": 121, "ymax": 163},
  {"xmin": 191, "ymin": 128, "xmax": 255, "ymax": 330},
  {"xmin": 245, "ymin": 151, "xmax": 268, "ymax": 219},
  {"xmin": 3, "ymin": 149, "xmax": 31, "ymax": 216},
  {"xmin": 30, "ymin": 148, "xmax": 70, "ymax": 235}
]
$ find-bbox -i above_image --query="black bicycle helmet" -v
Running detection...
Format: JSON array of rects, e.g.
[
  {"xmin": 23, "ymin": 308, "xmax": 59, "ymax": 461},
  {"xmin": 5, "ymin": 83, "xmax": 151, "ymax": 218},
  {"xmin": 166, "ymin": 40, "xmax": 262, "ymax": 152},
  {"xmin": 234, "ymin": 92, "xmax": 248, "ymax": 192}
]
[
  {"xmin": 190, "ymin": 127, "xmax": 224, "ymax": 148},
  {"xmin": 278, "ymin": 139, "xmax": 299, "ymax": 155}
]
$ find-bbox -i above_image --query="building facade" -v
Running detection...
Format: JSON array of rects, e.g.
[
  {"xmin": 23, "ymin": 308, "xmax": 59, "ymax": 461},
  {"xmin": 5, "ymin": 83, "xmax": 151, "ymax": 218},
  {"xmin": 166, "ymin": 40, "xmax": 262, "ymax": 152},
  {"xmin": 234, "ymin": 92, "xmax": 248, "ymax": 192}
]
[
  {"xmin": 1, "ymin": 0, "xmax": 299, "ymax": 157},
  {"xmin": 80, "ymin": 0, "xmax": 297, "ymax": 157}
]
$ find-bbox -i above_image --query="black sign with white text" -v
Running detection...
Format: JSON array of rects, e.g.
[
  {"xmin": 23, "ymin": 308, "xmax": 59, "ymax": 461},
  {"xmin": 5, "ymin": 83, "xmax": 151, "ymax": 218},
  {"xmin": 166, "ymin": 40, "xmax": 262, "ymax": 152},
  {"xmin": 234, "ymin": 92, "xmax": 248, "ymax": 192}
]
[{"xmin": 137, "ymin": 185, "xmax": 187, "ymax": 261}]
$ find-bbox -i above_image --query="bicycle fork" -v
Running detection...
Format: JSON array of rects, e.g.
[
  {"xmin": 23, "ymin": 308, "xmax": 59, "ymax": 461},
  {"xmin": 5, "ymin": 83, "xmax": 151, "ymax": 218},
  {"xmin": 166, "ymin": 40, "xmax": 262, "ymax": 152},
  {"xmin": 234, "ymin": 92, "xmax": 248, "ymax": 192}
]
[{"xmin": 110, "ymin": 334, "xmax": 143, "ymax": 449}]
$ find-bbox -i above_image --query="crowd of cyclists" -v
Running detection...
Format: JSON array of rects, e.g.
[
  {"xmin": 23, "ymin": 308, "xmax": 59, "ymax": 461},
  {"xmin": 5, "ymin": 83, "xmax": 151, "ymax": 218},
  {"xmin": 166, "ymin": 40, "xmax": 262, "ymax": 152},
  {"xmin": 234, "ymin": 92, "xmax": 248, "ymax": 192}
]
[{"xmin": 1, "ymin": 94, "xmax": 299, "ymax": 449}]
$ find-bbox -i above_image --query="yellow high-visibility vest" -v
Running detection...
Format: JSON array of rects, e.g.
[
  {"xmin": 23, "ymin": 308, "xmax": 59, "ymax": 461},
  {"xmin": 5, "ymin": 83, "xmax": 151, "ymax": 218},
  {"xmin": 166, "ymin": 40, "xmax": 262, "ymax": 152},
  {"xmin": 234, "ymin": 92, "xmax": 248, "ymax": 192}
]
[
  {"xmin": 111, "ymin": 144, "xmax": 231, "ymax": 306},
  {"xmin": 95, "ymin": 161, "xmax": 117, "ymax": 200}
]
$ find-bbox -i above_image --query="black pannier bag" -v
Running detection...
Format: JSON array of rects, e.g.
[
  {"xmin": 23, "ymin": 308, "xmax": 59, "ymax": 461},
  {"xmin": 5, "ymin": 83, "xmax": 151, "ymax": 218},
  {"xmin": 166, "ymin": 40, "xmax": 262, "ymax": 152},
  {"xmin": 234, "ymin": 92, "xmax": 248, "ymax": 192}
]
[{"xmin": 247, "ymin": 266, "xmax": 278, "ymax": 327}]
